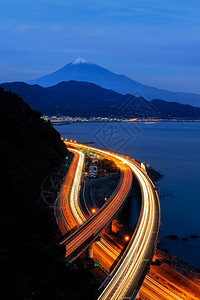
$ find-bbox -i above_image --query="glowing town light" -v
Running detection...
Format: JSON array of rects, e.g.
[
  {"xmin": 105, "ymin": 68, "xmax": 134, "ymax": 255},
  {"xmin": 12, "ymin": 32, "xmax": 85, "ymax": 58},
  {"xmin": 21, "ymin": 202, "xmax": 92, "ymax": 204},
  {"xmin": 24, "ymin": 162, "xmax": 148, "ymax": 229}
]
[
  {"xmin": 91, "ymin": 208, "xmax": 96, "ymax": 214},
  {"xmin": 125, "ymin": 236, "xmax": 130, "ymax": 241}
]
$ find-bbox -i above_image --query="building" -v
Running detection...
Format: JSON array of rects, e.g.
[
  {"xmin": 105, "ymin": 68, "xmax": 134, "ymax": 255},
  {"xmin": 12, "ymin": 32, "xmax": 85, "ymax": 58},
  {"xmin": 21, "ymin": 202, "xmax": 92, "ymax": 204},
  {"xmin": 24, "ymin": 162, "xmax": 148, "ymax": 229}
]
[
  {"xmin": 89, "ymin": 165, "xmax": 98, "ymax": 178},
  {"xmin": 91, "ymin": 156, "xmax": 98, "ymax": 164}
]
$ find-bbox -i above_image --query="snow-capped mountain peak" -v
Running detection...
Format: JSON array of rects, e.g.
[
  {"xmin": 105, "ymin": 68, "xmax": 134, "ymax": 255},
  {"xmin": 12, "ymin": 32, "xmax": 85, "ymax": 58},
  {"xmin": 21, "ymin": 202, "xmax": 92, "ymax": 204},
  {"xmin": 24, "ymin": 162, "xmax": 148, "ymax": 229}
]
[
  {"xmin": 27, "ymin": 59, "xmax": 200, "ymax": 107},
  {"xmin": 71, "ymin": 58, "xmax": 93, "ymax": 65}
]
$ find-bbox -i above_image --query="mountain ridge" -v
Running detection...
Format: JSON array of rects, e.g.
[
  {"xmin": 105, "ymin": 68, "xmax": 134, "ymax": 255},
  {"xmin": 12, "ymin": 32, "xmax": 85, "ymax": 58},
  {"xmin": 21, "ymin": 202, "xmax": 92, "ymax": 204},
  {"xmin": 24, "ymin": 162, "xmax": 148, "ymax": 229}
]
[
  {"xmin": 27, "ymin": 58, "xmax": 200, "ymax": 107},
  {"xmin": 1, "ymin": 80, "xmax": 200, "ymax": 119}
]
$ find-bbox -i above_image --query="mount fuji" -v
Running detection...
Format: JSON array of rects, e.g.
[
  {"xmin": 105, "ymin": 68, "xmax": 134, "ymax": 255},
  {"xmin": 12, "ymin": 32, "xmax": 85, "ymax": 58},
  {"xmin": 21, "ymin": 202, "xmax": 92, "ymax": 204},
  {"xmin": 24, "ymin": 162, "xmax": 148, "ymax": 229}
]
[{"xmin": 27, "ymin": 58, "xmax": 200, "ymax": 107}]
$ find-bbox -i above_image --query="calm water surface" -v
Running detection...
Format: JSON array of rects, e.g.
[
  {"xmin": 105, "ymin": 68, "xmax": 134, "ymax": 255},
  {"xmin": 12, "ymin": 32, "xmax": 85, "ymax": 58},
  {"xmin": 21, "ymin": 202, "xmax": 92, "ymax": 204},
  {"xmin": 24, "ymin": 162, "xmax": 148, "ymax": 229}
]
[{"xmin": 56, "ymin": 122, "xmax": 200, "ymax": 267}]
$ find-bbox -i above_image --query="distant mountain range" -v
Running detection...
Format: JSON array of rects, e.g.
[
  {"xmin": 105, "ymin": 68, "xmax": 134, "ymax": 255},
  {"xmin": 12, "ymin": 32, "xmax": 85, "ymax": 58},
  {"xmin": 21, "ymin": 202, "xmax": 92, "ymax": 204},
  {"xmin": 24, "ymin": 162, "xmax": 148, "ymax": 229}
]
[
  {"xmin": 27, "ymin": 58, "xmax": 200, "ymax": 107},
  {"xmin": 1, "ymin": 80, "xmax": 200, "ymax": 119}
]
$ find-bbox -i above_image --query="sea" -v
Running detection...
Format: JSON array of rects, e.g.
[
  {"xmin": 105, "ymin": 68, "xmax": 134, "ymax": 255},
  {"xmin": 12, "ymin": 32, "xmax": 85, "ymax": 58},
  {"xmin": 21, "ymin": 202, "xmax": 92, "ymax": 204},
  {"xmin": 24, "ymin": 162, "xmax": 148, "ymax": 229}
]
[{"xmin": 56, "ymin": 121, "xmax": 200, "ymax": 268}]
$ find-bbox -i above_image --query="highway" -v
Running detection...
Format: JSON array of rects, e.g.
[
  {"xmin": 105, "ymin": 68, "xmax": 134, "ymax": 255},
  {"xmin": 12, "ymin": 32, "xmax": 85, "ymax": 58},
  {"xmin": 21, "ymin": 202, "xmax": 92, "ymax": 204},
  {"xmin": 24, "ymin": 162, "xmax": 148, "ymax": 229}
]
[
  {"xmin": 62, "ymin": 141, "xmax": 160, "ymax": 299},
  {"xmin": 55, "ymin": 145, "xmax": 132, "ymax": 261},
  {"xmin": 55, "ymin": 148, "xmax": 82, "ymax": 234},
  {"xmin": 55, "ymin": 142, "xmax": 199, "ymax": 300},
  {"xmin": 95, "ymin": 236, "xmax": 192, "ymax": 300},
  {"xmin": 76, "ymin": 166, "xmax": 198, "ymax": 300},
  {"xmin": 56, "ymin": 147, "xmax": 124, "ymax": 271},
  {"xmin": 64, "ymin": 150, "xmax": 123, "ymax": 267},
  {"xmin": 93, "ymin": 235, "xmax": 187, "ymax": 299},
  {"xmin": 140, "ymin": 275, "xmax": 189, "ymax": 300},
  {"xmin": 59, "ymin": 152, "xmax": 132, "ymax": 262}
]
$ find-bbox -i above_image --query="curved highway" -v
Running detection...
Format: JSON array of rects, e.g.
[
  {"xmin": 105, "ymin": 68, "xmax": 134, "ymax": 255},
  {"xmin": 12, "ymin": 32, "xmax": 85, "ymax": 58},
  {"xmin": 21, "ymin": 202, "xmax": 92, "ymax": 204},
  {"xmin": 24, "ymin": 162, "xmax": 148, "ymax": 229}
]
[
  {"xmin": 62, "ymin": 141, "xmax": 160, "ymax": 299},
  {"xmin": 57, "ymin": 148, "xmax": 123, "ymax": 272},
  {"xmin": 59, "ymin": 159, "xmax": 132, "ymax": 262},
  {"xmin": 55, "ymin": 145, "xmax": 132, "ymax": 263},
  {"xmin": 55, "ymin": 149, "xmax": 83, "ymax": 234},
  {"xmin": 79, "ymin": 198, "xmax": 185, "ymax": 300},
  {"xmin": 55, "ymin": 141, "xmax": 199, "ymax": 300}
]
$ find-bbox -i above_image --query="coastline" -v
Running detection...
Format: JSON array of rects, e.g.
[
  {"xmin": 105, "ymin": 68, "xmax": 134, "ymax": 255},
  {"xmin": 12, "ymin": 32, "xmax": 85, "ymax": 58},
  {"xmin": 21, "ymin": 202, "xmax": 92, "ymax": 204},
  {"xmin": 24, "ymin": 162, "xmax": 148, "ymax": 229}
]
[
  {"xmin": 155, "ymin": 247, "xmax": 200, "ymax": 285},
  {"xmin": 47, "ymin": 116, "xmax": 200, "ymax": 125}
]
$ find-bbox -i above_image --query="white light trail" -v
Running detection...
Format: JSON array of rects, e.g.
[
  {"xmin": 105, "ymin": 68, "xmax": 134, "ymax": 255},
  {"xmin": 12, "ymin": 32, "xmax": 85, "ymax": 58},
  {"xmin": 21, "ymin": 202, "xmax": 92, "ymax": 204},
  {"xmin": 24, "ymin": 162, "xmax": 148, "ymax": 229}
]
[{"xmin": 65, "ymin": 142, "xmax": 160, "ymax": 300}]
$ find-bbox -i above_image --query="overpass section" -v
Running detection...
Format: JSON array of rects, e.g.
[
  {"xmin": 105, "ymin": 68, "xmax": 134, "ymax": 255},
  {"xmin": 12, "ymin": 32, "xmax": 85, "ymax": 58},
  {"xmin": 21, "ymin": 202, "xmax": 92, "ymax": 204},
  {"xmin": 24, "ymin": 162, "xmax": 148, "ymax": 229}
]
[{"xmin": 56, "ymin": 142, "xmax": 160, "ymax": 299}]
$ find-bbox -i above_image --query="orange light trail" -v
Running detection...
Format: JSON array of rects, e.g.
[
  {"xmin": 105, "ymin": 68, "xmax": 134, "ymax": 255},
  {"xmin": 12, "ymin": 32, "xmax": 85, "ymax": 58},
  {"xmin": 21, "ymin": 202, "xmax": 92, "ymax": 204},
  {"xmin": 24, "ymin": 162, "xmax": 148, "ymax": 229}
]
[
  {"xmin": 64, "ymin": 142, "xmax": 160, "ymax": 300},
  {"xmin": 56, "ymin": 142, "xmax": 199, "ymax": 300}
]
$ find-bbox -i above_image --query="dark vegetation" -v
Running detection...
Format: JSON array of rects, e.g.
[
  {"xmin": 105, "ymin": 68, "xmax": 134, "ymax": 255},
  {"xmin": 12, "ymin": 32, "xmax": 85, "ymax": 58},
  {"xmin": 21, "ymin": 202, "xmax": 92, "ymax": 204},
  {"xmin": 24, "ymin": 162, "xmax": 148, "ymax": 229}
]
[
  {"xmin": 99, "ymin": 158, "xmax": 119, "ymax": 173},
  {"xmin": 1, "ymin": 81, "xmax": 200, "ymax": 118},
  {"xmin": 83, "ymin": 154, "xmax": 119, "ymax": 174},
  {"xmin": 0, "ymin": 87, "xmax": 94, "ymax": 299}
]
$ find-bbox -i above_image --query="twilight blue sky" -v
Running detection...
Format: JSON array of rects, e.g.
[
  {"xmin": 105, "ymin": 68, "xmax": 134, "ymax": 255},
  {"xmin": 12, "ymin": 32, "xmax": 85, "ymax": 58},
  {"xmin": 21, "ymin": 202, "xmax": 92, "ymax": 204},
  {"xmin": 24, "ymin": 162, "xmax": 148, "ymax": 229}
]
[{"xmin": 0, "ymin": 0, "xmax": 200, "ymax": 93}]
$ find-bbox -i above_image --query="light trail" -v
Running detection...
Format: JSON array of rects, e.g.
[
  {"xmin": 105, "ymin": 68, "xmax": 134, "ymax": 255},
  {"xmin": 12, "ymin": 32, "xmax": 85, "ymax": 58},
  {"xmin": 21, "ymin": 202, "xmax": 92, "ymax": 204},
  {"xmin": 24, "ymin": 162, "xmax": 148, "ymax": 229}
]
[
  {"xmin": 141, "ymin": 275, "xmax": 192, "ymax": 300},
  {"xmin": 56, "ymin": 146, "xmax": 132, "ymax": 264},
  {"xmin": 60, "ymin": 164, "xmax": 132, "ymax": 260},
  {"xmin": 55, "ymin": 149, "xmax": 81, "ymax": 233},
  {"xmin": 56, "ymin": 142, "xmax": 198, "ymax": 300},
  {"xmin": 58, "ymin": 147, "xmax": 123, "ymax": 272},
  {"xmin": 65, "ymin": 142, "xmax": 160, "ymax": 299},
  {"xmin": 68, "ymin": 148, "xmax": 85, "ymax": 225},
  {"xmin": 93, "ymin": 233, "xmax": 189, "ymax": 299}
]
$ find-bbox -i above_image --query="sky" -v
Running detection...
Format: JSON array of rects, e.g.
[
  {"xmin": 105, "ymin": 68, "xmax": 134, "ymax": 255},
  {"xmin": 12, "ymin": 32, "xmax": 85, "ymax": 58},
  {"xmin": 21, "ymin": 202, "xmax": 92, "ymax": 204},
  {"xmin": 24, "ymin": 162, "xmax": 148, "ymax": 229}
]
[{"xmin": 0, "ymin": 0, "xmax": 200, "ymax": 93}]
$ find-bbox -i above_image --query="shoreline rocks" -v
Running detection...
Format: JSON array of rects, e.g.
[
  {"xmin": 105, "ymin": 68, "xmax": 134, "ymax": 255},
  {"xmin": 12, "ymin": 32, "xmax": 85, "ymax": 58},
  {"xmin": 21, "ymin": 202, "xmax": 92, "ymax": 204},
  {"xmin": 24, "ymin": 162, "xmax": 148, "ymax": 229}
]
[
  {"xmin": 155, "ymin": 247, "xmax": 200, "ymax": 285},
  {"xmin": 166, "ymin": 234, "xmax": 179, "ymax": 240}
]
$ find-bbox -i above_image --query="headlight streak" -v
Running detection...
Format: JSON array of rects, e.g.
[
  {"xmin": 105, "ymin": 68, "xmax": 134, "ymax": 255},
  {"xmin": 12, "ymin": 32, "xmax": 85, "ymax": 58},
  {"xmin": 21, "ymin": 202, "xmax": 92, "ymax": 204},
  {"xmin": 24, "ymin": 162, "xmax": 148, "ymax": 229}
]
[
  {"xmin": 68, "ymin": 148, "xmax": 85, "ymax": 225},
  {"xmin": 64, "ymin": 142, "xmax": 160, "ymax": 300},
  {"xmin": 57, "ymin": 147, "xmax": 127, "ymax": 268},
  {"xmin": 55, "ymin": 150, "xmax": 81, "ymax": 232},
  {"xmin": 62, "ymin": 144, "xmax": 197, "ymax": 300},
  {"xmin": 61, "ymin": 167, "xmax": 132, "ymax": 259}
]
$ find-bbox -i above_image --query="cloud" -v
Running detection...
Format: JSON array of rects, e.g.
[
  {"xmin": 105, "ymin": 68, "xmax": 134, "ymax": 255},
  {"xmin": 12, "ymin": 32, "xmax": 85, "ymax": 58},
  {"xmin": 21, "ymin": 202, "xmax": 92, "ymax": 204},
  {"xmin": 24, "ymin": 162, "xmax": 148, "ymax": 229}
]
[
  {"xmin": 94, "ymin": 0, "xmax": 200, "ymax": 23},
  {"xmin": 15, "ymin": 24, "xmax": 65, "ymax": 33},
  {"xmin": 16, "ymin": 24, "xmax": 41, "ymax": 33},
  {"xmin": 128, "ymin": 7, "xmax": 200, "ymax": 22},
  {"xmin": 0, "ymin": 0, "xmax": 199, "ymax": 92}
]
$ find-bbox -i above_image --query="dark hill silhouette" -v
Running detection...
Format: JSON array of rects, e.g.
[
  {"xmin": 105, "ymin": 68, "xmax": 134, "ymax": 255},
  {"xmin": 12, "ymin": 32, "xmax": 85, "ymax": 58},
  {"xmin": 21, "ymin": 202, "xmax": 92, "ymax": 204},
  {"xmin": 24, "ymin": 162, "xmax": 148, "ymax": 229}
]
[
  {"xmin": 0, "ymin": 87, "xmax": 94, "ymax": 299},
  {"xmin": 151, "ymin": 99, "xmax": 200, "ymax": 119},
  {"xmin": 1, "ymin": 81, "xmax": 200, "ymax": 119},
  {"xmin": 1, "ymin": 80, "xmax": 130, "ymax": 116}
]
